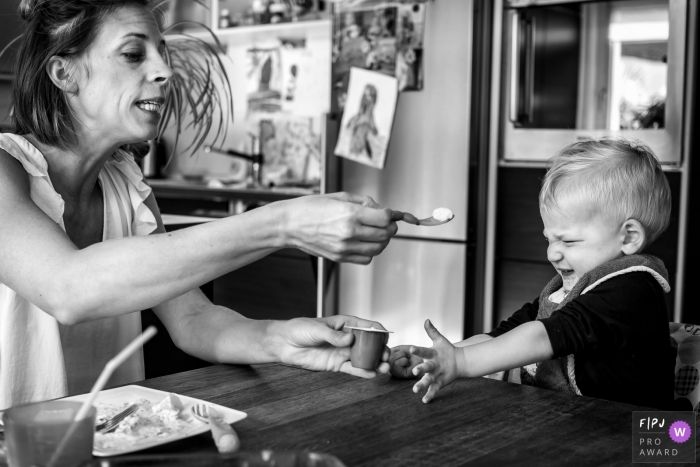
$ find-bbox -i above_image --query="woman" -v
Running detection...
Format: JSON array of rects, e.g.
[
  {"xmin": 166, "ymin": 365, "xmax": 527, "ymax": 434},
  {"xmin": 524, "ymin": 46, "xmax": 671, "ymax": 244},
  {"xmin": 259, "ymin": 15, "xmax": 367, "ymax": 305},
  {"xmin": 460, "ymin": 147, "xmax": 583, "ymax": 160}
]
[{"xmin": 0, "ymin": 0, "xmax": 400, "ymax": 410}]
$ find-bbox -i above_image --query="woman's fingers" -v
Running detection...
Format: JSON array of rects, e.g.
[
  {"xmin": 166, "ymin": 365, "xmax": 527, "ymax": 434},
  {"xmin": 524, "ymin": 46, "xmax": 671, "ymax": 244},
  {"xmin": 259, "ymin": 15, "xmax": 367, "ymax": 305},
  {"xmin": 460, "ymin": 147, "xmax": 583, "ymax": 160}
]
[
  {"xmin": 316, "ymin": 324, "xmax": 355, "ymax": 349},
  {"xmin": 324, "ymin": 314, "xmax": 386, "ymax": 332},
  {"xmin": 339, "ymin": 361, "xmax": 377, "ymax": 379},
  {"xmin": 356, "ymin": 206, "xmax": 398, "ymax": 228},
  {"xmin": 390, "ymin": 210, "xmax": 405, "ymax": 222},
  {"xmin": 376, "ymin": 361, "xmax": 390, "ymax": 374},
  {"xmin": 336, "ymin": 241, "xmax": 392, "ymax": 264},
  {"xmin": 326, "ymin": 192, "xmax": 378, "ymax": 207},
  {"xmin": 352, "ymin": 224, "xmax": 397, "ymax": 243}
]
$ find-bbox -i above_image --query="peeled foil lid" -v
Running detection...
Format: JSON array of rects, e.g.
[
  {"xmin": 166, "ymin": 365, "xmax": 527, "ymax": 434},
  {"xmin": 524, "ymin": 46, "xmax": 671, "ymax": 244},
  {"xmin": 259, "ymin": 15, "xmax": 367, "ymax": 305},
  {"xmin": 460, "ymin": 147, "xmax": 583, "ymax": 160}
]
[{"xmin": 343, "ymin": 326, "xmax": 393, "ymax": 333}]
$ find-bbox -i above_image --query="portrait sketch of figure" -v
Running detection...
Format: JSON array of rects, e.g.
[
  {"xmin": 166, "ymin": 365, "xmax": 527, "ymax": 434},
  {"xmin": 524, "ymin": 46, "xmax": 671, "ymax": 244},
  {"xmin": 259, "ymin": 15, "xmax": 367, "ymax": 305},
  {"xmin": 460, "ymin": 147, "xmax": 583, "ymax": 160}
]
[
  {"xmin": 335, "ymin": 68, "xmax": 398, "ymax": 169},
  {"xmin": 347, "ymin": 84, "xmax": 378, "ymax": 160}
]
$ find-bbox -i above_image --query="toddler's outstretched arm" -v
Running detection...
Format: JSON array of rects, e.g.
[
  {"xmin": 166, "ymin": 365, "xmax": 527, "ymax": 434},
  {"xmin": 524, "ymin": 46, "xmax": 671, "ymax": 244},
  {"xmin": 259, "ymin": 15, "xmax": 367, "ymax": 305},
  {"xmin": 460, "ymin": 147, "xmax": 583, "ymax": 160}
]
[
  {"xmin": 389, "ymin": 331, "xmax": 493, "ymax": 379},
  {"xmin": 411, "ymin": 319, "xmax": 553, "ymax": 403}
]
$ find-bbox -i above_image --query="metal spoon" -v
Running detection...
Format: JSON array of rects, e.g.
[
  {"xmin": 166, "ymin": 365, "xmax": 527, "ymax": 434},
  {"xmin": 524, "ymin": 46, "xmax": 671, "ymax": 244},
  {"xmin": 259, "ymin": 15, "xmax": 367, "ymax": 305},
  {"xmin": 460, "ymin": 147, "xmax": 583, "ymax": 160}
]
[{"xmin": 401, "ymin": 211, "xmax": 455, "ymax": 226}]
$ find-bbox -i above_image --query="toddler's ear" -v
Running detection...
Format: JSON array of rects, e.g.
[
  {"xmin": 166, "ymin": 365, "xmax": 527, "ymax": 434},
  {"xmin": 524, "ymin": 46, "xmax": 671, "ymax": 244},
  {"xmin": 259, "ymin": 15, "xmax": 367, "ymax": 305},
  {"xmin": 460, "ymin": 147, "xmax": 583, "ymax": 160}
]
[{"xmin": 621, "ymin": 219, "xmax": 646, "ymax": 255}]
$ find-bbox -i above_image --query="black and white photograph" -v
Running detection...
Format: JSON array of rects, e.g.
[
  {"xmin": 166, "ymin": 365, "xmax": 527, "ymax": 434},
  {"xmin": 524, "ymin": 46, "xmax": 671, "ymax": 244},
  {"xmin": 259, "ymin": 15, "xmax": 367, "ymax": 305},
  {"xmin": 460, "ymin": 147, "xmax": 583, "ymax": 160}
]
[{"xmin": 0, "ymin": 0, "xmax": 698, "ymax": 465}]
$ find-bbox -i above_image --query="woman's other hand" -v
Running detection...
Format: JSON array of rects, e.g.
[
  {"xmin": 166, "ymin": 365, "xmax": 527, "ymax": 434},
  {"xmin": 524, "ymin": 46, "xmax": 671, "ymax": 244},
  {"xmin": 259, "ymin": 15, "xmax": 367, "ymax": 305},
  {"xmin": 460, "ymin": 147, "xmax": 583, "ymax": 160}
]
[
  {"xmin": 388, "ymin": 345, "xmax": 423, "ymax": 379},
  {"xmin": 279, "ymin": 192, "xmax": 402, "ymax": 265},
  {"xmin": 268, "ymin": 314, "xmax": 390, "ymax": 378}
]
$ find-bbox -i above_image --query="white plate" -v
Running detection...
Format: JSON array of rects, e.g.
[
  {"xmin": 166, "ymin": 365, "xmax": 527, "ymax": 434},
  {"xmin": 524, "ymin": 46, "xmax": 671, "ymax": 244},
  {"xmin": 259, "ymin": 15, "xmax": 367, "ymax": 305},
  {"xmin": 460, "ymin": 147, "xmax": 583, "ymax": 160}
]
[{"xmin": 62, "ymin": 385, "xmax": 247, "ymax": 457}]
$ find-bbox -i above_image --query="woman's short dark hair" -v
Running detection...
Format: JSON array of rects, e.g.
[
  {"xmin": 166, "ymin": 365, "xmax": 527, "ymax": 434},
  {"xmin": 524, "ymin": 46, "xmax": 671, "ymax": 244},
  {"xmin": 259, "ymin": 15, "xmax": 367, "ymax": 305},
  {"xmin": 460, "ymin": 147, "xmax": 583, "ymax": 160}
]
[{"xmin": 12, "ymin": 0, "xmax": 163, "ymax": 148}]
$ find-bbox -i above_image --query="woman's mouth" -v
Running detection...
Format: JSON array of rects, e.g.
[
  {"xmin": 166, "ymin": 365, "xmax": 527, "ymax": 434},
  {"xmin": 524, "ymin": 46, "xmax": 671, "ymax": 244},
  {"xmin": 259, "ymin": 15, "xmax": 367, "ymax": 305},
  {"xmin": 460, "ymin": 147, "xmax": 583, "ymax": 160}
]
[{"xmin": 135, "ymin": 100, "xmax": 162, "ymax": 115}]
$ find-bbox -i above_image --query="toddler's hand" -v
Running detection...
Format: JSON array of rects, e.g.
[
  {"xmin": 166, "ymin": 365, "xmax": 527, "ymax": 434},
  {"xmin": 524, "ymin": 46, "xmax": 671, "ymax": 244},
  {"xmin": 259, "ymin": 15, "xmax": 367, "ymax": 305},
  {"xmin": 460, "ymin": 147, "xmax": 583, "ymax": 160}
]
[
  {"xmin": 388, "ymin": 345, "xmax": 423, "ymax": 379},
  {"xmin": 410, "ymin": 319, "xmax": 463, "ymax": 404}
]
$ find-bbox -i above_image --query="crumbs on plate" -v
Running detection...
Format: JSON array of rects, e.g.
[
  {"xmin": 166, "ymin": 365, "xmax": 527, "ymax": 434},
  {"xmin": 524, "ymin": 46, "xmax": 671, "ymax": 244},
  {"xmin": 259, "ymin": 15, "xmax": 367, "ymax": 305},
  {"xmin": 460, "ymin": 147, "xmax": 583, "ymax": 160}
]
[{"xmin": 94, "ymin": 393, "xmax": 199, "ymax": 451}]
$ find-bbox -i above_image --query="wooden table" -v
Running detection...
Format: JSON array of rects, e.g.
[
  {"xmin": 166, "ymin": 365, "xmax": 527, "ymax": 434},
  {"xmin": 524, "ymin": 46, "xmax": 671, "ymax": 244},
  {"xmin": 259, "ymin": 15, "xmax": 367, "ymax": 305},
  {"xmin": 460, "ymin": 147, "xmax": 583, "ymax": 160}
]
[{"xmin": 105, "ymin": 363, "xmax": 698, "ymax": 466}]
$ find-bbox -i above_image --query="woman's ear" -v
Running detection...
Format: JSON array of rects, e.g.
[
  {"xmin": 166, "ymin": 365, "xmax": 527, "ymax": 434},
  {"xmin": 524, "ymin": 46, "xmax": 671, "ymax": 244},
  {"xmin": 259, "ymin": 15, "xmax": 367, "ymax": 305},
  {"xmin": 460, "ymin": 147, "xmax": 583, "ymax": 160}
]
[
  {"xmin": 46, "ymin": 56, "xmax": 78, "ymax": 93},
  {"xmin": 621, "ymin": 218, "xmax": 646, "ymax": 255}
]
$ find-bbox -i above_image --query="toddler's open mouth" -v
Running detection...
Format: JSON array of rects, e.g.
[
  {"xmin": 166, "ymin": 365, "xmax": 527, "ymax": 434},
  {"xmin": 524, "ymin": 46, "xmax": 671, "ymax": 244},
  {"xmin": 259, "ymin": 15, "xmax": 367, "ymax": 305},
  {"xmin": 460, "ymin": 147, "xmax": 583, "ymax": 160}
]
[{"xmin": 558, "ymin": 269, "xmax": 579, "ymax": 291}]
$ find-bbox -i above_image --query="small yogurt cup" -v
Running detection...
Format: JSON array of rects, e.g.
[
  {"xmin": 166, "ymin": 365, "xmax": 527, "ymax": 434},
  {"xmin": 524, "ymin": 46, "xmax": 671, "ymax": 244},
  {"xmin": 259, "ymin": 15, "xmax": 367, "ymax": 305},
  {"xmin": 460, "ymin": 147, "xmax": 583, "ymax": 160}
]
[{"xmin": 344, "ymin": 326, "xmax": 392, "ymax": 370}]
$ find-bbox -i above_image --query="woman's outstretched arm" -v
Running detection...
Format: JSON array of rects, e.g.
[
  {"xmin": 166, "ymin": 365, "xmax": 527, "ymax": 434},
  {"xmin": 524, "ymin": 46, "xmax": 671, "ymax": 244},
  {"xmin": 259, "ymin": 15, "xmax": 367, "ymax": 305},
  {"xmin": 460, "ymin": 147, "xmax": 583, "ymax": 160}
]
[{"xmin": 0, "ymin": 151, "xmax": 399, "ymax": 324}]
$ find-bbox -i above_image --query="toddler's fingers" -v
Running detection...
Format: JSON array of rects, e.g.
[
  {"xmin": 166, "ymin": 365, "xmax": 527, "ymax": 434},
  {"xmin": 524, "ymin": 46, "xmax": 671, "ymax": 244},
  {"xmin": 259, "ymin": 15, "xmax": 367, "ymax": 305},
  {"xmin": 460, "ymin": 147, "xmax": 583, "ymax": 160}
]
[
  {"xmin": 412, "ymin": 360, "xmax": 436, "ymax": 377},
  {"xmin": 409, "ymin": 346, "xmax": 436, "ymax": 359},
  {"xmin": 424, "ymin": 319, "xmax": 448, "ymax": 344},
  {"xmin": 391, "ymin": 355, "xmax": 409, "ymax": 368},
  {"xmin": 376, "ymin": 361, "xmax": 390, "ymax": 374},
  {"xmin": 413, "ymin": 373, "xmax": 434, "ymax": 394},
  {"xmin": 423, "ymin": 382, "xmax": 442, "ymax": 404},
  {"xmin": 389, "ymin": 349, "xmax": 410, "ymax": 366}
]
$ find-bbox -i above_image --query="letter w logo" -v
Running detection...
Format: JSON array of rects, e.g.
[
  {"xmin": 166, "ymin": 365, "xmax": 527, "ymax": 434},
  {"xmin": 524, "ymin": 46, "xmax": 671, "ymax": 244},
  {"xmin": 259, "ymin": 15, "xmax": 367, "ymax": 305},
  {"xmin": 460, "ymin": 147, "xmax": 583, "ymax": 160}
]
[{"xmin": 674, "ymin": 427, "xmax": 686, "ymax": 437}]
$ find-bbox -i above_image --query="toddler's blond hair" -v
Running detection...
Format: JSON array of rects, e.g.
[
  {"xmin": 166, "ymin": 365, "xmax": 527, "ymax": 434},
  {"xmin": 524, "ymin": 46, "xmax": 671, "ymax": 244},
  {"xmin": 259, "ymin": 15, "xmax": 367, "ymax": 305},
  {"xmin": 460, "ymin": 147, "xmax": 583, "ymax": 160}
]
[{"xmin": 539, "ymin": 138, "xmax": 671, "ymax": 245}]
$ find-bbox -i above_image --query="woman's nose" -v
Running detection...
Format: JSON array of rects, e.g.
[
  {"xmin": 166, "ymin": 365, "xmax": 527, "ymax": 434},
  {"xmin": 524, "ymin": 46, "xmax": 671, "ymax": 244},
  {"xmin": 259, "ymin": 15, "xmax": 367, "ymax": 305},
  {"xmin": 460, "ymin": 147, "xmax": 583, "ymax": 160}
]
[{"xmin": 151, "ymin": 55, "xmax": 173, "ymax": 85}]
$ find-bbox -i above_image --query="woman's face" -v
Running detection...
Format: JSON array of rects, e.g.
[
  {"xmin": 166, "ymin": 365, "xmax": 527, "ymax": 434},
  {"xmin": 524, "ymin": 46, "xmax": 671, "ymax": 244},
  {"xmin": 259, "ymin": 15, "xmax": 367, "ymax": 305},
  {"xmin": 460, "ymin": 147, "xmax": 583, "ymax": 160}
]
[{"xmin": 68, "ymin": 4, "xmax": 172, "ymax": 145}]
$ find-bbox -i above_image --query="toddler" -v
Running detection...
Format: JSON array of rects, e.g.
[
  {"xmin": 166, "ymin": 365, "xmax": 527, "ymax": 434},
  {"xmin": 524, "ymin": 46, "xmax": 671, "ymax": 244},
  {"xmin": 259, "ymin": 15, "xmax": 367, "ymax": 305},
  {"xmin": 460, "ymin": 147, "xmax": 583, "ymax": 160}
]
[{"xmin": 390, "ymin": 138, "xmax": 676, "ymax": 409}]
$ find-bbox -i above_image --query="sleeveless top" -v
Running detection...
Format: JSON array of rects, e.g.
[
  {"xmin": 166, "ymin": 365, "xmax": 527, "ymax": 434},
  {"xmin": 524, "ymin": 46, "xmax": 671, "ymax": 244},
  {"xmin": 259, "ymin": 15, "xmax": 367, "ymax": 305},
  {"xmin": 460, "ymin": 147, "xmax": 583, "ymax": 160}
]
[{"xmin": 0, "ymin": 133, "xmax": 157, "ymax": 410}]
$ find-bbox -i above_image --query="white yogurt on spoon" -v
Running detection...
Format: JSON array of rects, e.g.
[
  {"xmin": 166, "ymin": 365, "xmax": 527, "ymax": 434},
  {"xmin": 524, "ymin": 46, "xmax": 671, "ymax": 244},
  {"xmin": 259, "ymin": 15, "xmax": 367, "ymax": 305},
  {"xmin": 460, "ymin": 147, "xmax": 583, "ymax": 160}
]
[{"xmin": 432, "ymin": 207, "xmax": 454, "ymax": 222}]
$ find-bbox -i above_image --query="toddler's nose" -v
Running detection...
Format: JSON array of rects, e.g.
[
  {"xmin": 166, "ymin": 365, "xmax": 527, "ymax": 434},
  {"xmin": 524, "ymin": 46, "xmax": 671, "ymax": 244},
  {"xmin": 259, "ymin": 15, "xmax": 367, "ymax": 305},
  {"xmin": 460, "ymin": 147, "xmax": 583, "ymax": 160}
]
[{"xmin": 547, "ymin": 244, "xmax": 563, "ymax": 263}]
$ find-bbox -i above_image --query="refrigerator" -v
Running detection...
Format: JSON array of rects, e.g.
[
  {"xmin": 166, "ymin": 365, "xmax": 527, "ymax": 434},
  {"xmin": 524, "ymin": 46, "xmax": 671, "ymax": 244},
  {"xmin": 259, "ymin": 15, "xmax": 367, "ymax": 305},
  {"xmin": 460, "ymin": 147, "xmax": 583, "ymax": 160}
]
[{"xmin": 336, "ymin": 0, "xmax": 474, "ymax": 348}]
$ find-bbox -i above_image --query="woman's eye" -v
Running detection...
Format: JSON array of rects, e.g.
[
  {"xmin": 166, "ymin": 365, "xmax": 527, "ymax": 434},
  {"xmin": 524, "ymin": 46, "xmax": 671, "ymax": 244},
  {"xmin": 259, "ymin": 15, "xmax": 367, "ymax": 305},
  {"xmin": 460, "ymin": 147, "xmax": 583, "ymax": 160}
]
[{"xmin": 122, "ymin": 52, "xmax": 144, "ymax": 62}]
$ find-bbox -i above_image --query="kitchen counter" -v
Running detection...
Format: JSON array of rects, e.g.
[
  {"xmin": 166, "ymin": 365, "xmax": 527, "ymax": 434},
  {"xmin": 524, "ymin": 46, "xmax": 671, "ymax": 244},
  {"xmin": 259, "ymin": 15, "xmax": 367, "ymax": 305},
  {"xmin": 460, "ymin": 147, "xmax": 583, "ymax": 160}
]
[{"xmin": 146, "ymin": 178, "xmax": 318, "ymax": 203}]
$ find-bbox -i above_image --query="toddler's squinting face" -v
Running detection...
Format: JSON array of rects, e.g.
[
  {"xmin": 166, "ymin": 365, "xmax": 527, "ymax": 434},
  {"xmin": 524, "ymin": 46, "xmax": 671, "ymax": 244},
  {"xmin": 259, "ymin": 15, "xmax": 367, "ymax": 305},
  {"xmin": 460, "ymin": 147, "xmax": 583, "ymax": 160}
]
[{"xmin": 541, "ymin": 206, "xmax": 625, "ymax": 293}]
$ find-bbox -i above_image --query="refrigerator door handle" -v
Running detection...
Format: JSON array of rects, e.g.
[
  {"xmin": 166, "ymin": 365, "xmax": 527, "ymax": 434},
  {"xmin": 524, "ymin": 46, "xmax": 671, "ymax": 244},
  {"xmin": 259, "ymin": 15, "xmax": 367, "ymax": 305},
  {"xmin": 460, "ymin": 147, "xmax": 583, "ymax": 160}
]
[{"xmin": 508, "ymin": 10, "xmax": 521, "ymax": 124}]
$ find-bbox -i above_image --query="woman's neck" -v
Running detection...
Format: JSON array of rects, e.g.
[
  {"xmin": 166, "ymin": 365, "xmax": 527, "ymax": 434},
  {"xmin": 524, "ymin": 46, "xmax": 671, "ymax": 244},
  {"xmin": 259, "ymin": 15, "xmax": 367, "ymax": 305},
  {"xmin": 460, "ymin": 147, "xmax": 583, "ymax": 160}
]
[{"xmin": 24, "ymin": 133, "xmax": 117, "ymax": 208}]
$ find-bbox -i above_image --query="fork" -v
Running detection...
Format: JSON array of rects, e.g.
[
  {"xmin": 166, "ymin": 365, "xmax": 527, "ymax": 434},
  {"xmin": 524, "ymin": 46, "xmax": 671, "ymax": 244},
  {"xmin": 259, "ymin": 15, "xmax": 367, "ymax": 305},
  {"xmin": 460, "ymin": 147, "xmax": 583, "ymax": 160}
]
[
  {"xmin": 94, "ymin": 404, "xmax": 138, "ymax": 434},
  {"xmin": 191, "ymin": 404, "xmax": 240, "ymax": 453}
]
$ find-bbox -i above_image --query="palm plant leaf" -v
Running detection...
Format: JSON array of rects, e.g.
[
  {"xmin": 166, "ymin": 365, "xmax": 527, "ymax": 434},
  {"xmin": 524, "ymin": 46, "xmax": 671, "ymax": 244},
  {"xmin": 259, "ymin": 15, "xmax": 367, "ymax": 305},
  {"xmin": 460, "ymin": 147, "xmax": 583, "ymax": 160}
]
[{"xmin": 159, "ymin": 16, "xmax": 234, "ymax": 162}]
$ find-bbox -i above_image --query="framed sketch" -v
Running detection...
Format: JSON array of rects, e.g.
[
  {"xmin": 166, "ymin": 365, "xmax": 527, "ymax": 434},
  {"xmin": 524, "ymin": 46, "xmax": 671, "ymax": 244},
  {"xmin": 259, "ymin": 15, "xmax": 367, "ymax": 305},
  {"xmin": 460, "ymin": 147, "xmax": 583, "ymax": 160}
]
[
  {"xmin": 334, "ymin": 67, "xmax": 398, "ymax": 169},
  {"xmin": 246, "ymin": 47, "xmax": 283, "ymax": 113}
]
